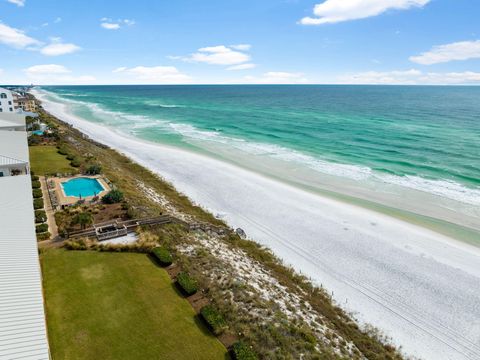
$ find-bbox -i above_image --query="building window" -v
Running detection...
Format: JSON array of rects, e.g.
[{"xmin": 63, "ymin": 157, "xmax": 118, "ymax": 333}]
[
  {"xmin": 9, "ymin": 107, "xmax": 13, "ymax": 111},
  {"xmin": 0, "ymin": 93, "xmax": 6, "ymax": 99},
  {"xmin": 0, "ymin": 108, "xmax": 2, "ymax": 112},
  {"xmin": 8, "ymin": 101, "xmax": 12, "ymax": 105}
]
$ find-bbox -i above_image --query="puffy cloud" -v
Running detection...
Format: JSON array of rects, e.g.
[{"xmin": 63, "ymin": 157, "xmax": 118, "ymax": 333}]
[
  {"xmin": 300, "ymin": 0, "xmax": 430, "ymax": 25},
  {"xmin": 0, "ymin": 22, "xmax": 40, "ymax": 48},
  {"xmin": 245, "ymin": 71, "xmax": 308, "ymax": 84},
  {"xmin": 226, "ymin": 63, "xmax": 256, "ymax": 71},
  {"xmin": 410, "ymin": 40, "xmax": 480, "ymax": 65},
  {"xmin": 230, "ymin": 44, "xmax": 251, "ymax": 51},
  {"xmin": 23, "ymin": 64, "xmax": 95, "ymax": 84},
  {"xmin": 40, "ymin": 40, "xmax": 81, "ymax": 56},
  {"xmin": 177, "ymin": 45, "xmax": 251, "ymax": 66},
  {"xmin": 100, "ymin": 18, "xmax": 135, "ymax": 30},
  {"xmin": 7, "ymin": 0, "xmax": 25, "ymax": 7},
  {"xmin": 112, "ymin": 65, "xmax": 191, "ymax": 83},
  {"xmin": 338, "ymin": 69, "xmax": 480, "ymax": 85}
]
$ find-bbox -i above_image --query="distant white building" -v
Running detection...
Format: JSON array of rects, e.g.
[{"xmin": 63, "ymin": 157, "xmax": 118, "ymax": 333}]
[{"xmin": 0, "ymin": 87, "xmax": 15, "ymax": 113}]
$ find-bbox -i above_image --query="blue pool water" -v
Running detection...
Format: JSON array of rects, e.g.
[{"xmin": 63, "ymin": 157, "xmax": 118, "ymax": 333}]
[
  {"xmin": 62, "ymin": 177, "xmax": 104, "ymax": 197},
  {"xmin": 32, "ymin": 130, "xmax": 44, "ymax": 135}
]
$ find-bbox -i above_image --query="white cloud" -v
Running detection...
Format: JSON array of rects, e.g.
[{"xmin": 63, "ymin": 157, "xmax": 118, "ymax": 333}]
[
  {"xmin": 100, "ymin": 18, "xmax": 135, "ymax": 30},
  {"xmin": 245, "ymin": 71, "xmax": 308, "ymax": 84},
  {"xmin": 409, "ymin": 40, "xmax": 480, "ymax": 65},
  {"xmin": 40, "ymin": 41, "xmax": 81, "ymax": 56},
  {"xmin": 227, "ymin": 63, "xmax": 256, "ymax": 71},
  {"xmin": 7, "ymin": 0, "xmax": 25, "ymax": 7},
  {"xmin": 177, "ymin": 45, "xmax": 251, "ymax": 66},
  {"xmin": 300, "ymin": 0, "xmax": 430, "ymax": 25},
  {"xmin": 0, "ymin": 22, "xmax": 40, "ymax": 48},
  {"xmin": 113, "ymin": 66, "xmax": 191, "ymax": 83},
  {"xmin": 24, "ymin": 64, "xmax": 95, "ymax": 84},
  {"xmin": 101, "ymin": 22, "xmax": 120, "ymax": 30},
  {"xmin": 230, "ymin": 44, "xmax": 251, "ymax": 51},
  {"xmin": 338, "ymin": 69, "xmax": 480, "ymax": 85},
  {"xmin": 54, "ymin": 17, "xmax": 62, "ymax": 23}
]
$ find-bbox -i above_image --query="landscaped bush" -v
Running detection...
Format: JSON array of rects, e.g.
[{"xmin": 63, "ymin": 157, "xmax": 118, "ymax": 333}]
[
  {"xmin": 200, "ymin": 305, "xmax": 227, "ymax": 335},
  {"xmin": 70, "ymin": 158, "xmax": 82, "ymax": 167},
  {"xmin": 31, "ymin": 174, "xmax": 39, "ymax": 181},
  {"xmin": 231, "ymin": 342, "xmax": 257, "ymax": 360},
  {"xmin": 152, "ymin": 247, "xmax": 173, "ymax": 266},
  {"xmin": 36, "ymin": 232, "xmax": 51, "ymax": 241},
  {"xmin": 102, "ymin": 189, "xmax": 124, "ymax": 204},
  {"xmin": 66, "ymin": 154, "xmax": 75, "ymax": 160},
  {"xmin": 33, "ymin": 198, "xmax": 44, "ymax": 210},
  {"xmin": 86, "ymin": 164, "xmax": 102, "ymax": 175},
  {"xmin": 176, "ymin": 272, "xmax": 198, "ymax": 296},
  {"xmin": 31, "ymin": 180, "xmax": 41, "ymax": 189},
  {"xmin": 36, "ymin": 223, "xmax": 49, "ymax": 233},
  {"xmin": 57, "ymin": 147, "xmax": 68, "ymax": 155},
  {"xmin": 32, "ymin": 189, "xmax": 43, "ymax": 198},
  {"xmin": 35, "ymin": 210, "xmax": 47, "ymax": 223}
]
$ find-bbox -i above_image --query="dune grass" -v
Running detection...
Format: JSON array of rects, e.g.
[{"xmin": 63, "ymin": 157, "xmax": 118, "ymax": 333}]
[
  {"xmin": 40, "ymin": 249, "xmax": 227, "ymax": 360},
  {"xmin": 29, "ymin": 145, "xmax": 76, "ymax": 175}
]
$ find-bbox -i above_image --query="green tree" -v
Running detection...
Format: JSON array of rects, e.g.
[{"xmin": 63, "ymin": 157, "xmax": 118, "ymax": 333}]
[{"xmin": 72, "ymin": 212, "xmax": 94, "ymax": 230}]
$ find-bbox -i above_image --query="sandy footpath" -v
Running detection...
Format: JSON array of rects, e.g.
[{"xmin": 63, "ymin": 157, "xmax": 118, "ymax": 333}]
[{"xmin": 35, "ymin": 90, "xmax": 480, "ymax": 360}]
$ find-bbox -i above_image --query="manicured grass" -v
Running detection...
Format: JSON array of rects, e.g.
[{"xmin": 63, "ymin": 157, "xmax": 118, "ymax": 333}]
[
  {"xmin": 29, "ymin": 145, "xmax": 76, "ymax": 175},
  {"xmin": 40, "ymin": 250, "xmax": 227, "ymax": 360}
]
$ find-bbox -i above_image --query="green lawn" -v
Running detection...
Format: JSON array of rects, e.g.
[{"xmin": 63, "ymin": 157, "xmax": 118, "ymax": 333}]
[
  {"xmin": 29, "ymin": 145, "xmax": 76, "ymax": 175},
  {"xmin": 40, "ymin": 250, "xmax": 227, "ymax": 360}
]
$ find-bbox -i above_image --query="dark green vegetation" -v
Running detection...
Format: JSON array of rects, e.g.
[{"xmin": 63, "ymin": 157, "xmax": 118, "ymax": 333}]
[
  {"xmin": 36, "ymin": 223, "xmax": 48, "ymax": 233},
  {"xmin": 232, "ymin": 342, "xmax": 258, "ymax": 360},
  {"xmin": 33, "ymin": 198, "xmax": 44, "ymax": 210},
  {"xmin": 152, "ymin": 246, "xmax": 173, "ymax": 266},
  {"xmin": 200, "ymin": 305, "xmax": 228, "ymax": 335},
  {"xmin": 31, "ymin": 180, "xmax": 41, "ymax": 189},
  {"xmin": 176, "ymin": 272, "xmax": 198, "ymax": 296},
  {"xmin": 102, "ymin": 189, "xmax": 124, "ymax": 204},
  {"xmin": 35, "ymin": 210, "xmax": 47, "ymax": 223},
  {"xmin": 32, "ymin": 188, "xmax": 43, "ymax": 198},
  {"xmin": 40, "ymin": 250, "xmax": 227, "ymax": 360},
  {"xmin": 29, "ymin": 145, "xmax": 76, "ymax": 176}
]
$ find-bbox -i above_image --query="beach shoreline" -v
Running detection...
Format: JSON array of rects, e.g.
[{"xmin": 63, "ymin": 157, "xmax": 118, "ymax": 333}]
[{"xmin": 33, "ymin": 89, "xmax": 480, "ymax": 360}]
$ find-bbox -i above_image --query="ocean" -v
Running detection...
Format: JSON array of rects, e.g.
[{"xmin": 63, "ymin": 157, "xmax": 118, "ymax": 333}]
[{"xmin": 34, "ymin": 85, "xmax": 480, "ymax": 360}]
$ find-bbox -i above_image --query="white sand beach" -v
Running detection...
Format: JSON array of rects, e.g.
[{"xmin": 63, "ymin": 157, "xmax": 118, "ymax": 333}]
[{"xmin": 35, "ymin": 90, "xmax": 480, "ymax": 360}]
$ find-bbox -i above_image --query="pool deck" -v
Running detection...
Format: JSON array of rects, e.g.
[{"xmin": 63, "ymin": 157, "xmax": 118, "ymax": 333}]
[{"xmin": 52, "ymin": 175, "xmax": 111, "ymax": 206}]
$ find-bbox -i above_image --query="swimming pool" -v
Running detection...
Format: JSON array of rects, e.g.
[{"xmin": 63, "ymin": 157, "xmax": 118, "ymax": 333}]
[
  {"xmin": 32, "ymin": 130, "xmax": 44, "ymax": 136},
  {"xmin": 62, "ymin": 177, "xmax": 105, "ymax": 198}
]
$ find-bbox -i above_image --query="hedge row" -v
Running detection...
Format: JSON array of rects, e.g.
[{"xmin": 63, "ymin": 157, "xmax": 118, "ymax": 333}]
[
  {"xmin": 36, "ymin": 223, "xmax": 48, "ymax": 233},
  {"xmin": 231, "ymin": 342, "xmax": 257, "ymax": 360},
  {"xmin": 36, "ymin": 232, "xmax": 51, "ymax": 241},
  {"xmin": 35, "ymin": 210, "xmax": 47, "ymax": 223},
  {"xmin": 152, "ymin": 247, "xmax": 173, "ymax": 266},
  {"xmin": 200, "ymin": 305, "xmax": 227, "ymax": 335},
  {"xmin": 31, "ymin": 180, "xmax": 41, "ymax": 189},
  {"xmin": 176, "ymin": 272, "xmax": 198, "ymax": 296},
  {"xmin": 32, "ymin": 189, "xmax": 43, "ymax": 198},
  {"xmin": 33, "ymin": 198, "xmax": 44, "ymax": 210}
]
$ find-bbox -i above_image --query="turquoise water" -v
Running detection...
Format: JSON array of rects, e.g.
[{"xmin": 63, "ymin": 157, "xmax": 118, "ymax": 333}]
[
  {"xmin": 32, "ymin": 130, "xmax": 44, "ymax": 135},
  {"xmin": 40, "ymin": 85, "xmax": 480, "ymax": 207},
  {"xmin": 62, "ymin": 177, "xmax": 104, "ymax": 197}
]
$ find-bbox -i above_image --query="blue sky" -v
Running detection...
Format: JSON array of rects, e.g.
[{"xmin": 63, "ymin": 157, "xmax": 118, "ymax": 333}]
[{"xmin": 1, "ymin": 0, "xmax": 479, "ymax": 85}]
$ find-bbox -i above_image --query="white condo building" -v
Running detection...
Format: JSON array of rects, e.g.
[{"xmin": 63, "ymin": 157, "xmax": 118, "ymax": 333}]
[{"xmin": 0, "ymin": 87, "xmax": 15, "ymax": 113}]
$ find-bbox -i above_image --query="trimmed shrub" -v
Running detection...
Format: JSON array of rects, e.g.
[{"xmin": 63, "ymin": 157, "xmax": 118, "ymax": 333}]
[
  {"xmin": 31, "ymin": 174, "xmax": 39, "ymax": 181},
  {"xmin": 31, "ymin": 180, "xmax": 41, "ymax": 189},
  {"xmin": 57, "ymin": 147, "xmax": 68, "ymax": 155},
  {"xmin": 152, "ymin": 247, "xmax": 173, "ymax": 266},
  {"xmin": 176, "ymin": 272, "xmax": 198, "ymax": 296},
  {"xmin": 66, "ymin": 154, "xmax": 75, "ymax": 160},
  {"xmin": 36, "ymin": 223, "xmax": 49, "ymax": 233},
  {"xmin": 86, "ymin": 164, "xmax": 102, "ymax": 175},
  {"xmin": 102, "ymin": 189, "xmax": 124, "ymax": 204},
  {"xmin": 36, "ymin": 232, "xmax": 51, "ymax": 241},
  {"xmin": 231, "ymin": 342, "xmax": 257, "ymax": 360},
  {"xmin": 33, "ymin": 198, "xmax": 44, "ymax": 210},
  {"xmin": 200, "ymin": 305, "xmax": 227, "ymax": 335},
  {"xmin": 70, "ymin": 158, "xmax": 82, "ymax": 167},
  {"xmin": 32, "ymin": 189, "xmax": 43, "ymax": 198},
  {"xmin": 35, "ymin": 210, "xmax": 47, "ymax": 223}
]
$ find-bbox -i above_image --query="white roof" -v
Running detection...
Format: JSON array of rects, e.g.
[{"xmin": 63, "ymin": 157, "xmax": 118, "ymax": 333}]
[
  {"xmin": 0, "ymin": 175, "xmax": 50, "ymax": 359},
  {"xmin": 0, "ymin": 132, "xmax": 29, "ymax": 164},
  {"xmin": 0, "ymin": 113, "xmax": 26, "ymax": 129}
]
